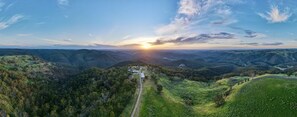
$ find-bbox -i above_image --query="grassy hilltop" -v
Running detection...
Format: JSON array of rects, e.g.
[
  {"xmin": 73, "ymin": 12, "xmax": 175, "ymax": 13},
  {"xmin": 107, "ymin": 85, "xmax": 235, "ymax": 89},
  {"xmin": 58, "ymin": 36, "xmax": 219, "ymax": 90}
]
[{"xmin": 226, "ymin": 77, "xmax": 297, "ymax": 117}]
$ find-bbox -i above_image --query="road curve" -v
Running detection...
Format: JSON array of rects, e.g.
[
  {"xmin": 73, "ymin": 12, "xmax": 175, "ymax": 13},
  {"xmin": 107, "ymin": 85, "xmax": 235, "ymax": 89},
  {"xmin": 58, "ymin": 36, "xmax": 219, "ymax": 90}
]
[{"xmin": 131, "ymin": 74, "xmax": 143, "ymax": 117}]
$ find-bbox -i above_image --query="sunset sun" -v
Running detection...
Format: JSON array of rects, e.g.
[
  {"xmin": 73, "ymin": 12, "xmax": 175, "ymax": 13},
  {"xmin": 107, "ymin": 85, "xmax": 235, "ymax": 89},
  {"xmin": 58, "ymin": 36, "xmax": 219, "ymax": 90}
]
[{"xmin": 141, "ymin": 43, "xmax": 152, "ymax": 49}]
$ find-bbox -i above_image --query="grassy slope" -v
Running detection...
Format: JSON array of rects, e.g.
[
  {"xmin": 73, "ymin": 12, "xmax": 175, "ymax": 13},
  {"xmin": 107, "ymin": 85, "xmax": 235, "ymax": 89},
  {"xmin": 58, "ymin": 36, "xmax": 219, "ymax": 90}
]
[
  {"xmin": 159, "ymin": 77, "xmax": 229, "ymax": 116},
  {"xmin": 139, "ymin": 69, "xmax": 230, "ymax": 117},
  {"xmin": 139, "ymin": 67, "xmax": 297, "ymax": 117},
  {"xmin": 225, "ymin": 77, "xmax": 297, "ymax": 117},
  {"xmin": 140, "ymin": 78, "xmax": 196, "ymax": 117}
]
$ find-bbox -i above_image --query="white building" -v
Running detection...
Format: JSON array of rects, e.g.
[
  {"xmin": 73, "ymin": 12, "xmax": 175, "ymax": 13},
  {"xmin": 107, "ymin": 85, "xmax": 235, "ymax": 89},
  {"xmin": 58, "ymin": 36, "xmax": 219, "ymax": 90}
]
[{"xmin": 140, "ymin": 72, "xmax": 145, "ymax": 79}]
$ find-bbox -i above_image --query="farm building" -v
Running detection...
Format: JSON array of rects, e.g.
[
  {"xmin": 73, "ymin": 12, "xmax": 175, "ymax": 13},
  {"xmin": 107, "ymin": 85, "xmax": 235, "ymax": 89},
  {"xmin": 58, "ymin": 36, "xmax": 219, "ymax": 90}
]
[
  {"xmin": 128, "ymin": 68, "xmax": 139, "ymax": 73},
  {"xmin": 140, "ymin": 72, "xmax": 145, "ymax": 79}
]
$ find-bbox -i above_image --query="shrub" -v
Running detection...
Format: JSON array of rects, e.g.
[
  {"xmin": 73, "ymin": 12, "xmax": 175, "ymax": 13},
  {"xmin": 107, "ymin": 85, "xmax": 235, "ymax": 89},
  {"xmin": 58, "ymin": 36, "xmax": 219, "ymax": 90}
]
[{"xmin": 214, "ymin": 94, "xmax": 225, "ymax": 107}]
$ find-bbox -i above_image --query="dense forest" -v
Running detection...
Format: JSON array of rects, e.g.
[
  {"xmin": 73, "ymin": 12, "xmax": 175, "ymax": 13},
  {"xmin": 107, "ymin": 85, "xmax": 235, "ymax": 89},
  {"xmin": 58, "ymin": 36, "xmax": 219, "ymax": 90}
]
[{"xmin": 0, "ymin": 56, "xmax": 137, "ymax": 117}]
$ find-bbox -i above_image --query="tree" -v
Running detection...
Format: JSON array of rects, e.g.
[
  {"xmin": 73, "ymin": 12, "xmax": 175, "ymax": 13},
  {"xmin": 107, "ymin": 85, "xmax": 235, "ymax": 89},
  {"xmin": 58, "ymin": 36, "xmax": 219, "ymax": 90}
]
[
  {"xmin": 156, "ymin": 84, "xmax": 163, "ymax": 94},
  {"xmin": 151, "ymin": 74, "xmax": 157, "ymax": 83},
  {"xmin": 214, "ymin": 94, "xmax": 225, "ymax": 107},
  {"xmin": 287, "ymin": 71, "xmax": 294, "ymax": 77},
  {"xmin": 110, "ymin": 111, "xmax": 115, "ymax": 117}
]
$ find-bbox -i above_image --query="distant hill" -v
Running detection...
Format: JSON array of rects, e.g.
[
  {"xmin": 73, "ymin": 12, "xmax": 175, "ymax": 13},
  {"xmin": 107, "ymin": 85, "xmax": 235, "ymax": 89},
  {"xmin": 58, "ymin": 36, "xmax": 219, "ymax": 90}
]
[
  {"xmin": 0, "ymin": 49, "xmax": 134, "ymax": 69},
  {"xmin": 0, "ymin": 55, "xmax": 56, "ymax": 78},
  {"xmin": 0, "ymin": 49, "xmax": 297, "ymax": 72}
]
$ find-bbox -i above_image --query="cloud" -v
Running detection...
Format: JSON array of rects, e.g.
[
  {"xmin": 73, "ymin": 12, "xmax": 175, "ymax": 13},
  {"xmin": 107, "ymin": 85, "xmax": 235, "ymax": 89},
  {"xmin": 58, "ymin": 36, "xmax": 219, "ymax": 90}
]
[
  {"xmin": 36, "ymin": 22, "xmax": 46, "ymax": 25},
  {"xmin": 211, "ymin": 18, "xmax": 237, "ymax": 25},
  {"xmin": 230, "ymin": 26, "xmax": 266, "ymax": 38},
  {"xmin": 155, "ymin": 17, "xmax": 190, "ymax": 35},
  {"xmin": 41, "ymin": 38, "xmax": 116, "ymax": 49},
  {"xmin": 119, "ymin": 44, "xmax": 142, "ymax": 49},
  {"xmin": 240, "ymin": 42, "xmax": 259, "ymax": 46},
  {"xmin": 178, "ymin": 0, "xmax": 199, "ymax": 16},
  {"xmin": 258, "ymin": 5, "xmax": 291, "ymax": 23},
  {"xmin": 151, "ymin": 32, "xmax": 234, "ymax": 45},
  {"xmin": 262, "ymin": 42, "xmax": 283, "ymax": 46},
  {"xmin": 0, "ymin": 14, "xmax": 24, "ymax": 30},
  {"xmin": 17, "ymin": 33, "xmax": 32, "ymax": 37},
  {"xmin": 51, "ymin": 44, "xmax": 115, "ymax": 49},
  {"xmin": 240, "ymin": 42, "xmax": 283, "ymax": 46},
  {"xmin": 243, "ymin": 30, "xmax": 266, "ymax": 38},
  {"xmin": 216, "ymin": 7, "xmax": 232, "ymax": 16},
  {"xmin": 63, "ymin": 38, "xmax": 72, "ymax": 42},
  {"xmin": 88, "ymin": 33, "xmax": 93, "ymax": 37},
  {"xmin": 0, "ymin": 2, "xmax": 5, "ymax": 11},
  {"xmin": 57, "ymin": 0, "xmax": 69, "ymax": 6},
  {"xmin": 156, "ymin": 0, "xmax": 219, "ymax": 35},
  {"xmin": 5, "ymin": 3, "xmax": 14, "ymax": 11},
  {"xmin": 122, "ymin": 35, "xmax": 132, "ymax": 40},
  {"xmin": 156, "ymin": 0, "xmax": 239, "ymax": 37}
]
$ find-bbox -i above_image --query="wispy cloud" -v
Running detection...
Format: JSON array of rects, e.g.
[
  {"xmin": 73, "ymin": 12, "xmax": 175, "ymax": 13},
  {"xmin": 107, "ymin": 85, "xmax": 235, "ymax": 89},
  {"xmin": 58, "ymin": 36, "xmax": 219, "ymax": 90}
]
[
  {"xmin": 0, "ymin": 1, "xmax": 5, "ymax": 11},
  {"xmin": 155, "ymin": 0, "xmax": 240, "ymax": 43},
  {"xmin": 63, "ymin": 38, "xmax": 72, "ymax": 42},
  {"xmin": 0, "ymin": 14, "xmax": 24, "ymax": 30},
  {"xmin": 178, "ymin": 0, "xmax": 199, "ymax": 16},
  {"xmin": 17, "ymin": 33, "xmax": 32, "ymax": 37},
  {"xmin": 57, "ymin": 0, "xmax": 69, "ymax": 6},
  {"xmin": 258, "ymin": 5, "xmax": 291, "ymax": 23},
  {"xmin": 42, "ymin": 38, "xmax": 72, "ymax": 45},
  {"xmin": 156, "ymin": 0, "xmax": 224, "ymax": 35},
  {"xmin": 243, "ymin": 30, "xmax": 266, "ymax": 38},
  {"xmin": 262, "ymin": 42, "xmax": 283, "ymax": 46},
  {"xmin": 51, "ymin": 44, "xmax": 115, "ymax": 49},
  {"xmin": 151, "ymin": 32, "xmax": 234, "ymax": 45},
  {"xmin": 36, "ymin": 22, "xmax": 46, "ymax": 25},
  {"xmin": 42, "ymin": 38, "xmax": 116, "ymax": 49},
  {"xmin": 211, "ymin": 6, "xmax": 238, "ymax": 25},
  {"xmin": 240, "ymin": 42, "xmax": 283, "ymax": 46},
  {"xmin": 4, "ymin": 3, "xmax": 14, "ymax": 11},
  {"xmin": 122, "ymin": 35, "xmax": 132, "ymax": 40},
  {"xmin": 230, "ymin": 26, "xmax": 266, "ymax": 38}
]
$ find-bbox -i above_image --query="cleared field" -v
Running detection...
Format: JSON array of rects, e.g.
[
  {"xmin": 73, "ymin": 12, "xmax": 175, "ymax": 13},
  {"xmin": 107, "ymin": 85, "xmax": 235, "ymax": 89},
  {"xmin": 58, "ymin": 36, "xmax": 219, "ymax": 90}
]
[
  {"xmin": 139, "ymin": 73, "xmax": 231, "ymax": 117},
  {"xmin": 225, "ymin": 77, "xmax": 297, "ymax": 117},
  {"xmin": 138, "ymin": 71, "xmax": 297, "ymax": 117},
  {"xmin": 139, "ymin": 78, "xmax": 196, "ymax": 117}
]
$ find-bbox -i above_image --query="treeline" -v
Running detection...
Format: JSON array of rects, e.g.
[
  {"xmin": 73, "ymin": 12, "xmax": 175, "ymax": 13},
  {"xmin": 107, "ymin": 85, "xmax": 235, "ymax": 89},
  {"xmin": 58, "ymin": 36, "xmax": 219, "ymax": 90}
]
[
  {"xmin": 0, "ymin": 67, "xmax": 137, "ymax": 117},
  {"xmin": 151, "ymin": 65, "xmax": 235, "ymax": 82},
  {"xmin": 149, "ymin": 64, "xmax": 297, "ymax": 82}
]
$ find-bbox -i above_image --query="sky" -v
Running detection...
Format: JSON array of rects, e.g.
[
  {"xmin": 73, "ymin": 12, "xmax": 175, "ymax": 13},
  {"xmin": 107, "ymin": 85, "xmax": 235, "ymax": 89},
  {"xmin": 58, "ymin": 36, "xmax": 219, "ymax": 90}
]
[{"xmin": 1, "ymin": 0, "xmax": 297, "ymax": 49}]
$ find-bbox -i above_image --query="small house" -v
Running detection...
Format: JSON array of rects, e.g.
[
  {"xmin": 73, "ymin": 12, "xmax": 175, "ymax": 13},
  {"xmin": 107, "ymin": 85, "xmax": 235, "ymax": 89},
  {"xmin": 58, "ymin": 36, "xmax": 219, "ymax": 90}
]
[{"xmin": 140, "ymin": 72, "xmax": 145, "ymax": 79}]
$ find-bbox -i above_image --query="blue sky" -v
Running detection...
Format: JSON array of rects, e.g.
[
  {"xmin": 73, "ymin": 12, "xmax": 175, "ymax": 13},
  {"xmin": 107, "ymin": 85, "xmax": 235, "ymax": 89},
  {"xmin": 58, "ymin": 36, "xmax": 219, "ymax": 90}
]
[{"xmin": 0, "ymin": 0, "xmax": 297, "ymax": 49}]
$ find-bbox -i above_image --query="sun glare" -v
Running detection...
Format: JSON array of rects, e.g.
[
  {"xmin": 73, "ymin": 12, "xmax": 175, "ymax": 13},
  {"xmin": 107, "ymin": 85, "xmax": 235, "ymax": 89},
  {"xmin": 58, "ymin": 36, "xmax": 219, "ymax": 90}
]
[{"xmin": 141, "ymin": 43, "xmax": 152, "ymax": 49}]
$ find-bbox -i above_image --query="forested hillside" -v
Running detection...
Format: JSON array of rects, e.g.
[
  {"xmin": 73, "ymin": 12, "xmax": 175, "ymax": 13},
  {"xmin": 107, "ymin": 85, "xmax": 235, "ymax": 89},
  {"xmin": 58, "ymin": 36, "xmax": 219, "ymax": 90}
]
[{"xmin": 0, "ymin": 55, "xmax": 136, "ymax": 117}]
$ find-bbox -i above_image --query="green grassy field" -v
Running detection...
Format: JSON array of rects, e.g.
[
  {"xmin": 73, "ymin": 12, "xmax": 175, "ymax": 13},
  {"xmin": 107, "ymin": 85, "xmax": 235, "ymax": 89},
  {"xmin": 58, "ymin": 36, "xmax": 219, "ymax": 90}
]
[
  {"xmin": 140, "ymin": 78, "xmax": 197, "ymax": 117},
  {"xmin": 139, "ymin": 71, "xmax": 232, "ymax": 117},
  {"xmin": 225, "ymin": 77, "xmax": 297, "ymax": 117}
]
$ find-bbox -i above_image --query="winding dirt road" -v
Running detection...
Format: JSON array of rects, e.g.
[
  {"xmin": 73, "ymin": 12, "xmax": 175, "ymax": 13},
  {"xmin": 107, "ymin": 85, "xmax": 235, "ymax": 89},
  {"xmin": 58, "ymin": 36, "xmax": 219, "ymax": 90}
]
[{"xmin": 131, "ymin": 73, "xmax": 143, "ymax": 117}]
